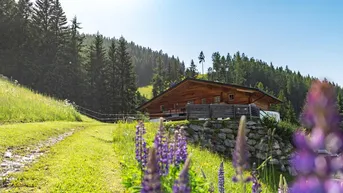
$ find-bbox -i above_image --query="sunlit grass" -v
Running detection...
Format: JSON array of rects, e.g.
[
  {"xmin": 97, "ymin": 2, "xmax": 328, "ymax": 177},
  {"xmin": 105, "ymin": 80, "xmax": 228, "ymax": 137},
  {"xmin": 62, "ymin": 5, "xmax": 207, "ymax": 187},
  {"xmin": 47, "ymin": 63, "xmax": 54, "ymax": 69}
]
[
  {"xmin": 0, "ymin": 77, "xmax": 81, "ymax": 123},
  {"xmin": 138, "ymin": 85, "xmax": 153, "ymax": 99},
  {"xmin": 196, "ymin": 74, "xmax": 208, "ymax": 80},
  {"xmin": 6, "ymin": 123, "xmax": 122, "ymax": 193},
  {"xmin": 0, "ymin": 122, "xmax": 92, "ymax": 158}
]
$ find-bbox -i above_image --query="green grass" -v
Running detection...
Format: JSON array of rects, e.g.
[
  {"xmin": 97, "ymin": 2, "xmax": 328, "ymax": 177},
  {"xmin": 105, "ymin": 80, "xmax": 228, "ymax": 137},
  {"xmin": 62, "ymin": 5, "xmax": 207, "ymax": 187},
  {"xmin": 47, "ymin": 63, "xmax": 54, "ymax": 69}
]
[
  {"xmin": 196, "ymin": 74, "xmax": 208, "ymax": 80},
  {"xmin": 6, "ymin": 123, "xmax": 123, "ymax": 193},
  {"xmin": 138, "ymin": 85, "xmax": 153, "ymax": 99},
  {"xmin": 113, "ymin": 121, "xmax": 286, "ymax": 193},
  {"xmin": 0, "ymin": 77, "xmax": 81, "ymax": 123},
  {"xmin": 0, "ymin": 121, "xmax": 90, "ymax": 157}
]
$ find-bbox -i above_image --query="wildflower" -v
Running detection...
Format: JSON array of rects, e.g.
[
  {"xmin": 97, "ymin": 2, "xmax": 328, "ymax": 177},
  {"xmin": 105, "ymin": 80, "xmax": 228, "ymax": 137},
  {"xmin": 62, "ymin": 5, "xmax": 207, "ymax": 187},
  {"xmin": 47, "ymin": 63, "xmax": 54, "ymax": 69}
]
[
  {"xmin": 218, "ymin": 161, "xmax": 225, "ymax": 193},
  {"xmin": 136, "ymin": 121, "xmax": 147, "ymax": 168},
  {"xmin": 175, "ymin": 127, "xmax": 188, "ymax": 166},
  {"xmin": 251, "ymin": 162, "xmax": 261, "ymax": 193},
  {"xmin": 290, "ymin": 80, "xmax": 343, "ymax": 192},
  {"xmin": 168, "ymin": 136, "xmax": 176, "ymax": 165},
  {"xmin": 172, "ymin": 154, "xmax": 191, "ymax": 193},
  {"xmin": 232, "ymin": 115, "xmax": 251, "ymax": 183},
  {"xmin": 141, "ymin": 147, "xmax": 162, "ymax": 193},
  {"xmin": 154, "ymin": 118, "xmax": 169, "ymax": 175}
]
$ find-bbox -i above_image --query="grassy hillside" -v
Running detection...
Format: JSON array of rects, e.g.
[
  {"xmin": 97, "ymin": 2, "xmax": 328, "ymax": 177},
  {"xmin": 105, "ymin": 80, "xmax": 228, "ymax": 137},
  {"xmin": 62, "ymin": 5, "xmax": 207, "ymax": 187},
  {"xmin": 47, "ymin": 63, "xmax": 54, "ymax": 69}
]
[
  {"xmin": 0, "ymin": 76, "xmax": 81, "ymax": 123},
  {"xmin": 138, "ymin": 85, "xmax": 153, "ymax": 99}
]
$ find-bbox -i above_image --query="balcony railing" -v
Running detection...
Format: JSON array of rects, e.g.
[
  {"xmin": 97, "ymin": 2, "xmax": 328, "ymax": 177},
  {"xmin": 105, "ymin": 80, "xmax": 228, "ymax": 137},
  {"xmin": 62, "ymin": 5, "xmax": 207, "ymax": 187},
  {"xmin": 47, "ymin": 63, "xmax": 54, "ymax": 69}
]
[{"xmin": 185, "ymin": 104, "xmax": 260, "ymax": 120}]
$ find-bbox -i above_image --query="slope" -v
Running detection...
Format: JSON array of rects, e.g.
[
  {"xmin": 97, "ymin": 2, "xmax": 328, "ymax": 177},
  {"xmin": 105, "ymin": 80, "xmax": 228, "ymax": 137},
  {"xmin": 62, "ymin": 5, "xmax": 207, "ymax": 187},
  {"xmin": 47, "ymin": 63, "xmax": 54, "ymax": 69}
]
[
  {"xmin": 0, "ymin": 75, "xmax": 123, "ymax": 192},
  {"xmin": 0, "ymin": 75, "xmax": 81, "ymax": 124}
]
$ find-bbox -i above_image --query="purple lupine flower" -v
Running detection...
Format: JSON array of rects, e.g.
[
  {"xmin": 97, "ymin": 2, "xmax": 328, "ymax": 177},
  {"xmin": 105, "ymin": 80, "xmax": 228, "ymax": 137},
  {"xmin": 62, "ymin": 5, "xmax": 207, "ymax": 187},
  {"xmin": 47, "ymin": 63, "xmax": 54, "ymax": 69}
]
[
  {"xmin": 161, "ymin": 136, "xmax": 170, "ymax": 175},
  {"xmin": 172, "ymin": 154, "xmax": 191, "ymax": 193},
  {"xmin": 142, "ymin": 140, "xmax": 148, "ymax": 168},
  {"xmin": 175, "ymin": 128, "xmax": 188, "ymax": 166},
  {"xmin": 232, "ymin": 115, "xmax": 251, "ymax": 184},
  {"xmin": 251, "ymin": 162, "xmax": 261, "ymax": 193},
  {"xmin": 141, "ymin": 147, "xmax": 162, "ymax": 193},
  {"xmin": 290, "ymin": 80, "xmax": 343, "ymax": 192},
  {"xmin": 168, "ymin": 137, "xmax": 176, "ymax": 165},
  {"xmin": 154, "ymin": 118, "xmax": 169, "ymax": 175},
  {"xmin": 218, "ymin": 161, "xmax": 225, "ymax": 193},
  {"xmin": 136, "ymin": 121, "xmax": 148, "ymax": 168}
]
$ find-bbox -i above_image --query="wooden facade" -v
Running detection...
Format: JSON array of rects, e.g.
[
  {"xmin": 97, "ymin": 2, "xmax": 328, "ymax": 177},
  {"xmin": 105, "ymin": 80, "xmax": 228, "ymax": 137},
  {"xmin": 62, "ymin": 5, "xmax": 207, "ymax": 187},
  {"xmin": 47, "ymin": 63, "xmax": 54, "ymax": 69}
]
[{"xmin": 137, "ymin": 78, "xmax": 282, "ymax": 119}]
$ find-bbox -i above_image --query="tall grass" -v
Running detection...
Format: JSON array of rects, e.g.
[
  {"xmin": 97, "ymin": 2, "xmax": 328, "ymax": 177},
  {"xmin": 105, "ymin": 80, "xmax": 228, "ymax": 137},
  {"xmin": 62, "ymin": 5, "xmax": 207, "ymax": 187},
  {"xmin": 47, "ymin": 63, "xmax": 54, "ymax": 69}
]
[
  {"xmin": 113, "ymin": 121, "xmax": 287, "ymax": 192},
  {"xmin": 0, "ymin": 77, "xmax": 81, "ymax": 123}
]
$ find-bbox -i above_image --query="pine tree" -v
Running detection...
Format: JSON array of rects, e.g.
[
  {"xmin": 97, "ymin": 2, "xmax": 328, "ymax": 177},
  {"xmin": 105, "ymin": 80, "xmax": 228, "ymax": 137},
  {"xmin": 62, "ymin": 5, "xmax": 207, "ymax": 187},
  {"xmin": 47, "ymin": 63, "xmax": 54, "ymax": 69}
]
[
  {"xmin": 179, "ymin": 61, "xmax": 185, "ymax": 79},
  {"xmin": 186, "ymin": 59, "xmax": 198, "ymax": 78},
  {"xmin": 0, "ymin": 0, "xmax": 16, "ymax": 77},
  {"xmin": 48, "ymin": 0, "xmax": 71, "ymax": 98},
  {"xmin": 198, "ymin": 51, "xmax": 205, "ymax": 76},
  {"xmin": 211, "ymin": 52, "xmax": 221, "ymax": 80},
  {"xmin": 152, "ymin": 55, "xmax": 164, "ymax": 97},
  {"xmin": 226, "ymin": 53, "xmax": 233, "ymax": 83},
  {"xmin": 32, "ymin": 0, "xmax": 55, "ymax": 92},
  {"xmin": 7, "ymin": 0, "xmax": 34, "ymax": 84},
  {"xmin": 220, "ymin": 55, "xmax": 227, "ymax": 82},
  {"xmin": 233, "ymin": 51, "xmax": 246, "ymax": 85},
  {"xmin": 117, "ymin": 36, "xmax": 137, "ymax": 114},
  {"xmin": 166, "ymin": 61, "xmax": 172, "ymax": 85},
  {"xmin": 275, "ymin": 90, "xmax": 287, "ymax": 120},
  {"xmin": 207, "ymin": 67, "xmax": 213, "ymax": 81},
  {"xmin": 67, "ymin": 16, "xmax": 85, "ymax": 104},
  {"xmin": 87, "ymin": 32, "xmax": 107, "ymax": 111},
  {"xmin": 108, "ymin": 38, "xmax": 119, "ymax": 114}
]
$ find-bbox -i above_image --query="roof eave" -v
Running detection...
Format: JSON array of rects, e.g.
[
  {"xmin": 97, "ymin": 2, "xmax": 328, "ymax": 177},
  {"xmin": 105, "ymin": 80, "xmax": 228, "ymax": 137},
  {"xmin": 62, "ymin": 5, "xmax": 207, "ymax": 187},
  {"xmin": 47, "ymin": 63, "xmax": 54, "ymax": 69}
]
[
  {"xmin": 136, "ymin": 78, "xmax": 191, "ymax": 111},
  {"xmin": 137, "ymin": 77, "xmax": 282, "ymax": 110}
]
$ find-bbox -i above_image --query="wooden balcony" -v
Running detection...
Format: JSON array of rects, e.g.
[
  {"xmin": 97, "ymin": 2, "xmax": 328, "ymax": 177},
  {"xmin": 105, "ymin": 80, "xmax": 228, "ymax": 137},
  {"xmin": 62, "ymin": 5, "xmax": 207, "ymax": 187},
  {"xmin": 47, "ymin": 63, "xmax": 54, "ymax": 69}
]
[
  {"xmin": 186, "ymin": 104, "xmax": 260, "ymax": 120},
  {"xmin": 149, "ymin": 104, "xmax": 260, "ymax": 121}
]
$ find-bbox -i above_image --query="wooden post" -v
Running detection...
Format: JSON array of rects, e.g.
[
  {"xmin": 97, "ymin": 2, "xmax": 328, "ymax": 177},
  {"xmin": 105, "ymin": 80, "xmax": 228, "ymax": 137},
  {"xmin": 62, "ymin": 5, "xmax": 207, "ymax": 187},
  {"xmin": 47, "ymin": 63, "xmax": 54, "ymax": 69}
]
[{"xmin": 249, "ymin": 104, "xmax": 252, "ymax": 120}]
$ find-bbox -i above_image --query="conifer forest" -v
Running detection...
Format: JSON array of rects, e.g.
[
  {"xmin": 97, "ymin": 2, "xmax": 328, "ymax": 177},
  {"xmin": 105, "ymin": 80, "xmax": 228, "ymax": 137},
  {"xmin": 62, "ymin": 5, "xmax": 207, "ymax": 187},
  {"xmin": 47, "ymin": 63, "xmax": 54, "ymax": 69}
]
[{"xmin": 1, "ymin": 0, "xmax": 343, "ymax": 121}]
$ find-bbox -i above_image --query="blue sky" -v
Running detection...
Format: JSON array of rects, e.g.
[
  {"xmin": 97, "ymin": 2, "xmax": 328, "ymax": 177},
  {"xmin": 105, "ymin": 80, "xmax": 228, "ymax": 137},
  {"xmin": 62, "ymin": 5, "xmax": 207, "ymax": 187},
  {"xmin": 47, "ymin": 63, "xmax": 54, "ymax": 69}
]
[{"xmin": 61, "ymin": 0, "xmax": 343, "ymax": 85}]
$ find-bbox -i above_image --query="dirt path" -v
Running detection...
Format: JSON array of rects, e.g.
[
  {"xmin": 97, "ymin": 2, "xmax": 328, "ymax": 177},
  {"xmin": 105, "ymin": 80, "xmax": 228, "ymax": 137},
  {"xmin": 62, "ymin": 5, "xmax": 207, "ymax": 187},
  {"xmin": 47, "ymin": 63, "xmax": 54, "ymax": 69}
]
[
  {"xmin": 3, "ymin": 124, "xmax": 123, "ymax": 193},
  {"xmin": 0, "ymin": 130, "xmax": 75, "ymax": 187}
]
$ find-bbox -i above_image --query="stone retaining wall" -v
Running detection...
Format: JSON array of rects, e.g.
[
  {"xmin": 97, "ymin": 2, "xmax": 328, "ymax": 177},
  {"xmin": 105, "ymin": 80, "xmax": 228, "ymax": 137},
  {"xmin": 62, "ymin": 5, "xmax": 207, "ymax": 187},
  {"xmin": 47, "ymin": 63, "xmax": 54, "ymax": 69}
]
[{"xmin": 172, "ymin": 119, "xmax": 296, "ymax": 175}]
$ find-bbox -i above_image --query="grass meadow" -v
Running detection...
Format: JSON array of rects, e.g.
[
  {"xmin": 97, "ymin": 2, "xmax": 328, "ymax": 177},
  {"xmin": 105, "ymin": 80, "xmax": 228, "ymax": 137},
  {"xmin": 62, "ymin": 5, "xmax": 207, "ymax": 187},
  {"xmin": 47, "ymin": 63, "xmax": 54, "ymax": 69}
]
[{"xmin": 0, "ymin": 78, "xmax": 81, "ymax": 123}]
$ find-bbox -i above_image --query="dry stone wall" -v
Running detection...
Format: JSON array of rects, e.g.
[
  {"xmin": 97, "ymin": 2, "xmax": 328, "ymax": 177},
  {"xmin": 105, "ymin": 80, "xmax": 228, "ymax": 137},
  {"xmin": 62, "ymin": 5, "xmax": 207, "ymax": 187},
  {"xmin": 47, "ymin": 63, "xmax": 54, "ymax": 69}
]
[{"xmin": 174, "ymin": 120, "xmax": 296, "ymax": 175}]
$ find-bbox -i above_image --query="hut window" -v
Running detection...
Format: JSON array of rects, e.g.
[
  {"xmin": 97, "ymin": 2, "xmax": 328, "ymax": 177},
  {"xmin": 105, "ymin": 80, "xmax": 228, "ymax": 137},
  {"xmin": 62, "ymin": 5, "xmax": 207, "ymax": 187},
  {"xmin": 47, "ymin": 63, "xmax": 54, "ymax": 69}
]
[
  {"xmin": 214, "ymin": 96, "xmax": 220, "ymax": 104},
  {"xmin": 229, "ymin": 93, "xmax": 234, "ymax": 101},
  {"xmin": 201, "ymin": 98, "xmax": 207, "ymax": 104},
  {"xmin": 160, "ymin": 105, "xmax": 165, "ymax": 112}
]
